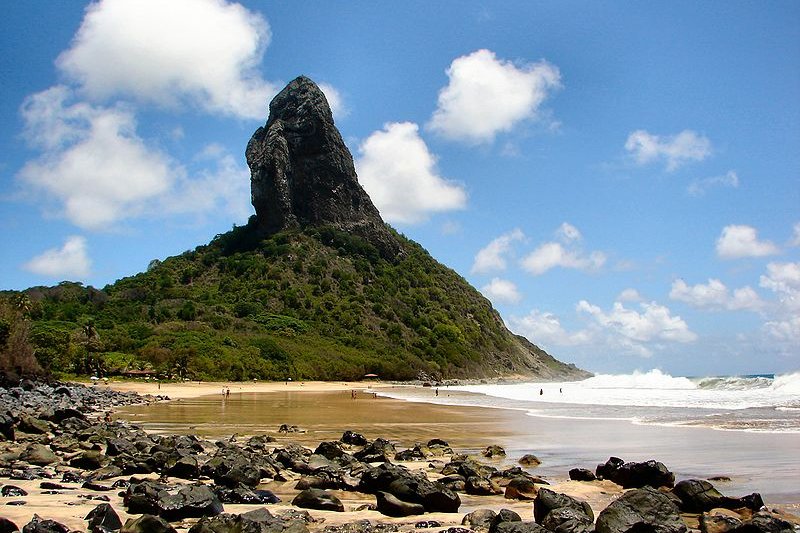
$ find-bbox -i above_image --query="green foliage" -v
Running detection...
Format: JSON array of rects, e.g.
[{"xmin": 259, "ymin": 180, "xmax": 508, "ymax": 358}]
[{"xmin": 12, "ymin": 221, "xmax": 569, "ymax": 381}]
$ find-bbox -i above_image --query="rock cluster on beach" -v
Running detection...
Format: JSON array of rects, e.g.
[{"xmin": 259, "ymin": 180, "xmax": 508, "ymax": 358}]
[{"xmin": 0, "ymin": 382, "xmax": 797, "ymax": 532}]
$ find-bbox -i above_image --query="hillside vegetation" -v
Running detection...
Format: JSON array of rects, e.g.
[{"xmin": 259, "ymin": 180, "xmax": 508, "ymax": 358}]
[{"xmin": 3, "ymin": 219, "xmax": 582, "ymax": 381}]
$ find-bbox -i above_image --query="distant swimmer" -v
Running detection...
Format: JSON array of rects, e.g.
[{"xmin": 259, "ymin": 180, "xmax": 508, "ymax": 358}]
[{"xmin": 539, "ymin": 388, "xmax": 543, "ymax": 396}]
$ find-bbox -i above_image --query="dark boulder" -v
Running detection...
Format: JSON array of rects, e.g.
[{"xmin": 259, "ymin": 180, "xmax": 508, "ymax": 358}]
[
  {"xmin": 341, "ymin": 431, "xmax": 368, "ymax": 446},
  {"xmin": 70, "ymin": 450, "xmax": 106, "ymax": 470},
  {"xmin": 85, "ymin": 502, "xmax": 122, "ymax": 532},
  {"xmin": 376, "ymin": 491, "xmax": 426, "ymax": 517},
  {"xmin": 595, "ymin": 486, "xmax": 687, "ymax": 533},
  {"xmin": 17, "ymin": 416, "xmax": 49, "ymax": 435},
  {"xmin": 518, "ymin": 454, "xmax": 541, "ymax": 467},
  {"xmin": 673, "ymin": 479, "xmax": 765, "ymax": 514},
  {"xmin": 0, "ymin": 517, "xmax": 18, "ymax": 533},
  {"xmin": 354, "ymin": 438, "xmax": 396, "ymax": 463},
  {"xmin": 167, "ymin": 455, "xmax": 200, "ymax": 479},
  {"xmin": 21, "ymin": 515, "xmax": 69, "ymax": 533},
  {"xmin": 292, "ymin": 488, "xmax": 345, "ymax": 512},
  {"xmin": 0, "ymin": 413, "xmax": 15, "ymax": 441},
  {"xmin": 246, "ymin": 76, "xmax": 401, "ymax": 259},
  {"xmin": 158, "ymin": 484, "xmax": 224, "ymax": 521},
  {"xmin": 541, "ymin": 507, "xmax": 594, "ymax": 533},
  {"xmin": 738, "ymin": 512, "xmax": 794, "ymax": 533},
  {"xmin": 504, "ymin": 477, "xmax": 539, "ymax": 500},
  {"xmin": 106, "ymin": 438, "xmax": 137, "ymax": 457},
  {"xmin": 120, "ymin": 514, "xmax": 177, "ymax": 533},
  {"xmin": 482, "ymin": 445, "xmax": 506, "ymax": 458},
  {"xmin": 462, "ymin": 509, "xmax": 497, "ymax": 532},
  {"xmin": 488, "ymin": 509, "xmax": 522, "ymax": 533},
  {"xmin": 188, "ymin": 511, "xmax": 309, "ymax": 533},
  {"xmin": 438, "ymin": 474, "xmax": 466, "ymax": 492},
  {"xmin": 533, "ymin": 488, "xmax": 594, "ymax": 524},
  {"xmin": 466, "ymin": 476, "xmax": 503, "ymax": 496},
  {"xmin": 315, "ymin": 441, "xmax": 347, "ymax": 460},
  {"xmin": 1, "ymin": 485, "xmax": 28, "ymax": 497},
  {"xmin": 20, "ymin": 444, "xmax": 57, "ymax": 466},
  {"xmin": 569, "ymin": 468, "xmax": 596, "ymax": 482},
  {"xmin": 596, "ymin": 457, "xmax": 674, "ymax": 489},
  {"xmin": 123, "ymin": 479, "xmax": 169, "ymax": 515},
  {"xmin": 359, "ymin": 463, "xmax": 460, "ymax": 513}
]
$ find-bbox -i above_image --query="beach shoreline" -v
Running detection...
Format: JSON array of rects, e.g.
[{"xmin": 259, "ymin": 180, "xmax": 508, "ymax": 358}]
[{"xmin": 2, "ymin": 379, "xmax": 798, "ymax": 531}]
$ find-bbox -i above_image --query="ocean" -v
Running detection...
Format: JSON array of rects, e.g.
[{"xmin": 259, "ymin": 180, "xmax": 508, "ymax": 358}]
[
  {"xmin": 378, "ymin": 370, "xmax": 800, "ymax": 433},
  {"xmin": 373, "ymin": 370, "xmax": 800, "ymax": 503}
]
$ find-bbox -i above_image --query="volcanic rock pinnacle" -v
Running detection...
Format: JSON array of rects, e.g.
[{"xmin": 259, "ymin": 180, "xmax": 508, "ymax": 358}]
[{"xmin": 246, "ymin": 76, "xmax": 400, "ymax": 258}]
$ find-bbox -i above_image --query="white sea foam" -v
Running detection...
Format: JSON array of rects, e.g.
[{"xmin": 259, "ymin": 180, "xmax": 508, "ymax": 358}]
[{"xmin": 443, "ymin": 370, "xmax": 800, "ymax": 433}]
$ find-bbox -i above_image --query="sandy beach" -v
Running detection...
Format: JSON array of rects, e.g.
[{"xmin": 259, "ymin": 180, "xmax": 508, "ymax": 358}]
[{"xmin": 2, "ymin": 380, "xmax": 798, "ymax": 531}]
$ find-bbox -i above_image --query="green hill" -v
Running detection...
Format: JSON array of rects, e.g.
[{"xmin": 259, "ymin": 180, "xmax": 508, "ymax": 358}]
[{"xmin": 3, "ymin": 220, "xmax": 586, "ymax": 381}]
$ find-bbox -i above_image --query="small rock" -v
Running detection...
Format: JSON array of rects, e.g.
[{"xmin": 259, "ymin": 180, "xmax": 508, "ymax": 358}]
[
  {"xmin": 85, "ymin": 502, "xmax": 122, "ymax": 532},
  {"xmin": 120, "ymin": 514, "xmax": 177, "ymax": 533},
  {"xmin": 376, "ymin": 491, "xmax": 425, "ymax": 517},
  {"xmin": 482, "ymin": 445, "xmax": 506, "ymax": 458},
  {"xmin": 568, "ymin": 468, "xmax": 596, "ymax": 482},
  {"xmin": 1, "ymin": 485, "xmax": 28, "ymax": 497},
  {"xmin": 518, "ymin": 454, "xmax": 540, "ymax": 467},
  {"xmin": 292, "ymin": 488, "xmax": 345, "ymax": 512}
]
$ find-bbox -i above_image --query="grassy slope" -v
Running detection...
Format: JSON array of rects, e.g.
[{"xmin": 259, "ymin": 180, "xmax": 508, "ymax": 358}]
[{"xmin": 10, "ymin": 221, "xmax": 586, "ymax": 381}]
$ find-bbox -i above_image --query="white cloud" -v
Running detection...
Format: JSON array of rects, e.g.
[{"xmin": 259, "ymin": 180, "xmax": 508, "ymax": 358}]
[
  {"xmin": 716, "ymin": 224, "xmax": 780, "ymax": 259},
  {"xmin": 577, "ymin": 300, "xmax": 697, "ymax": 345},
  {"xmin": 759, "ymin": 262, "xmax": 800, "ymax": 343},
  {"xmin": 355, "ymin": 122, "xmax": 467, "ymax": 224},
  {"xmin": 56, "ymin": 0, "xmax": 278, "ymax": 119},
  {"xmin": 790, "ymin": 222, "xmax": 800, "ymax": 247},
  {"xmin": 481, "ymin": 278, "xmax": 522, "ymax": 304},
  {"xmin": 625, "ymin": 129, "xmax": 711, "ymax": 171},
  {"xmin": 556, "ymin": 222, "xmax": 581, "ymax": 242},
  {"xmin": 618, "ymin": 288, "xmax": 643, "ymax": 302},
  {"xmin": 669, "ymin": 278, "xmax": 763, "ymax": 311},
  {"xmin": 508, "ymin": 309, "xmax": 592, "ymax": 347},
  {"xmin": 19, "ymin": 86, "xmax": 175, "ymax": 229},
  {"xmin": 18, "ymin": 87, "xmax": 252, "ymax": 229},
  {"xmin": 521, "ymin": 242, "xmax": 606, "ymax": 276},
  {"xmin": 687, "ymin": 170, "xmax": 739, "ymax": 197},
  {"xmin": 24, "ymin": 236, "xmax": 91, "ymax": 279},
  {"xmin": 471, "ymin": 228, "xmax": 525, "ymax": 274},
  {"xmin": 428, "ymin": 49, "xmax": 561, "ymax": 144},
  {"xmin": 318, "ymin": 82, "xmax": 347, "ymax": 119}
]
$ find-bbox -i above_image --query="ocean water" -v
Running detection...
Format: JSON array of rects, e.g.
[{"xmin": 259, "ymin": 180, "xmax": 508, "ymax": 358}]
[
  {"xmin": 374, "ymin": 370, "xmax": 800, "ymax": 503},
  {"xmin": 380, "ymin": 370, "xmax": 800, "ymax": 433}
]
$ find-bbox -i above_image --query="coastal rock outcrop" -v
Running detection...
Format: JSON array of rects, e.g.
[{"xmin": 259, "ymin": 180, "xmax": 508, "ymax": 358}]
[
  {"xmin": 595, "ymin": 486, "xmax": 687, "ymax": 533},
  {"xmin": 246, "ymin": 76, "xmax": 401, "ymax": 259}
]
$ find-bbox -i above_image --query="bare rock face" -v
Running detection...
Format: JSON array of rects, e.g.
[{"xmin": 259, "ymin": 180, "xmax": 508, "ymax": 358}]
[{"xmin": 247, "ymin": 76, "xmax": 400, "ymax": 258}]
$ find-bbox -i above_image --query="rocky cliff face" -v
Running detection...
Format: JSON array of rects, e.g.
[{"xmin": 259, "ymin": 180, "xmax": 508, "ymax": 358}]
[{"xmin": 246, "ymin": 76, "xmax": 401, "ymax": 259}]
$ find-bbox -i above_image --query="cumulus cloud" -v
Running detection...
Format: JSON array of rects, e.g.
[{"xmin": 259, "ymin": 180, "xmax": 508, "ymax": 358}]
[
  {"xmin": 625, "ymin": 129, "xmax": 711, "ymax": 171},
  {"xmin": 481, "ymin": 278, "xmax": 522, "ymax": 304},
  {"xmin": 56, "ymin": 0, "xmax": 278, "ymax": 119},
  {"xmin": 508, "ymin": 310, "xmax": 592, "ymax": 347},
  {"xmin": 471, "ymin": 228, "xmax": 525, "ymax": 274},
  {"xmin": 577, "ymin": 299, "xmax": 697, "ymax": 347},
  {"xmin": 521, "ymin": 241, "xmax": 606, "ymax": 276},
  {"xmin": 18, "ymin": 87, "xmax": 252, "ymax": 229},
  {"xmin": 759, "ymin": 262, "xmax": 800, "ymax": 342},
  {"xmin": 669, "ymin": 278, "xmax": 763, "ymax": 311},
  {"xmin": 18, "ymin": 86, "xmax": 175, "ymax": 229},
  {"xmin": 355, "ymin": 122, "xmax": 467, "ymax": 224},
  {"xmin": 428, "ymin": 49, "xmax": 561, "ymax": 144},
  {"xmin": 24, "ymin": 236, "xmax": 91, "ymax": 279},
  {"xmin": 687, "ymin": 170, "xmax": 739, "ymax": 197},
  {"xmin": 716, "ymin": 224, "xmax": 780, "ymax": 259},
  {"xmin": 618, "ymin": 288, "xmax": 643, "ymax": 302}
]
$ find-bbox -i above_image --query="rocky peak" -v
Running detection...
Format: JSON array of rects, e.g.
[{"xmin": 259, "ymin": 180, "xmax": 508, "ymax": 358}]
[{"xmin": 246, "ymin": 76, "xmax": 401, "ymax": 258}]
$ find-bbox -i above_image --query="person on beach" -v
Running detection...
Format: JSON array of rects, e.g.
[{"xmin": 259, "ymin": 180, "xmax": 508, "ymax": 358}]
[
  {"xmin": 435, "ymin": 388, "xmax": 439, "ymax": 396},
  {"xmin": 539, "ymin": 388, "xmax": 543, "ymax": 396},
  {"xmin": 226, "ymin": 387, "xmax": 230, "ymax": 398}
]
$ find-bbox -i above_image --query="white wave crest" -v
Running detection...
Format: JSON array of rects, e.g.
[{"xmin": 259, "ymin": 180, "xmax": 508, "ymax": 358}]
[
  {"xmin": 771, "ymin": 372, "xmax": 800, "ymax": 394},
  {"xmin": 583, "ymin": 369, "xmax": 695, "ymax": 390}
]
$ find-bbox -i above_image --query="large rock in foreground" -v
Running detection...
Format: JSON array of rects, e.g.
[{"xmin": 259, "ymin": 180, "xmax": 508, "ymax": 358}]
[{"xmin": 247, "ymin": 76, "xmax": 401, "ymax": 259}]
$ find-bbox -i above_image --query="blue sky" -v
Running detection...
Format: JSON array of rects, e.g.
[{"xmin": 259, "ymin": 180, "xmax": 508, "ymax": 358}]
[{"xmin": 1, "ymin": 1, "xmax": 798, "ymax": 376}]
